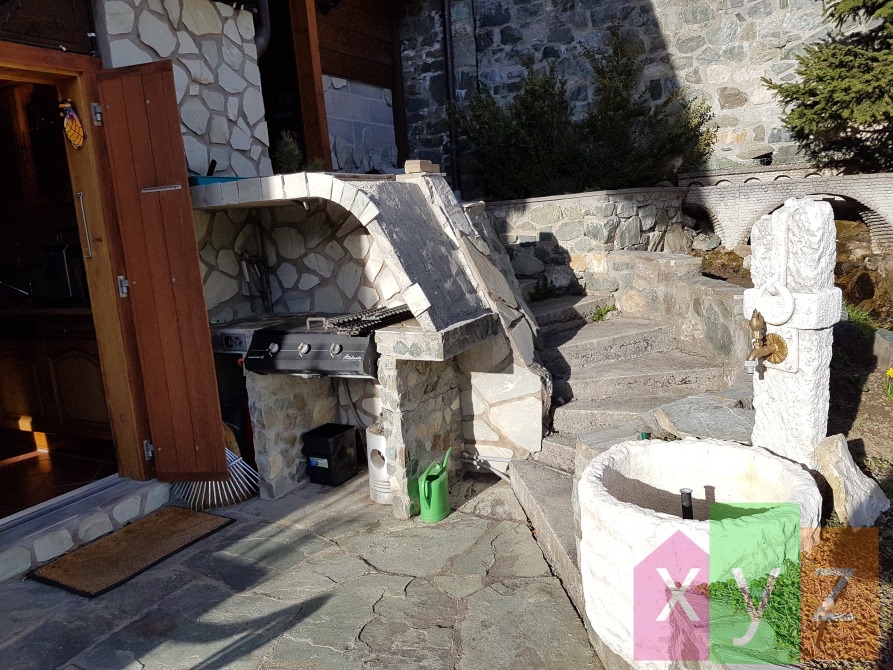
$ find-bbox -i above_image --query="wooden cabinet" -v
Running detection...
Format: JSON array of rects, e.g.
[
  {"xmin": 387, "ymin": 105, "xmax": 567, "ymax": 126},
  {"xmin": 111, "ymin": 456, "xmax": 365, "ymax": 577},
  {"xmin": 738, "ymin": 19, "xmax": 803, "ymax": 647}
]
[
  {"xmin": 0, "ymin": 311, "xmax": 110, "ymax": 438},
  {"xmin": 0, "ymin": 340, "xmax": 45, "ymax": 430}
]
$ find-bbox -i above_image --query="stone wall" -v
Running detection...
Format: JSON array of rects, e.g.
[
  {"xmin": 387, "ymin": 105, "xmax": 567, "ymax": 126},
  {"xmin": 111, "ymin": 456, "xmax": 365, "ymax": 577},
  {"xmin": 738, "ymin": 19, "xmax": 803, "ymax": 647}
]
[
  {"xmin": 399, "ymin": 0, "xmax": 828, "ymax": 173},
  {"xmin": 194, "ymin": 200, "xmax": 403, "ymax": 323},
  {"xmin": 379, "ymin": 357, "xmax": 463, "ymax": 519},
  {"xmin": 324, "ymin": 76, "xmax": 399, "ymax": 173},
  {"xmin": 606, "ymin": 251, "xmax": 750, "ymax": 384},
  {"xmin": 94, "ymin": 0, "xmax": 271, "ymax": 178},
  {"xmin": 485, "ymin": 188, "xmax": 690, "ymax": 293}
]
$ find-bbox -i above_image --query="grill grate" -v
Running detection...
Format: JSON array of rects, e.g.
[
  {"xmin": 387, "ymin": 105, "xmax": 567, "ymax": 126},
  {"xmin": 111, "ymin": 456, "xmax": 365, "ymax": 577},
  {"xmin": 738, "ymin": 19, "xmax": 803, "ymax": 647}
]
[{"xmin": 324, "ymin": 305, "xmax": 413, "ymax": 336}]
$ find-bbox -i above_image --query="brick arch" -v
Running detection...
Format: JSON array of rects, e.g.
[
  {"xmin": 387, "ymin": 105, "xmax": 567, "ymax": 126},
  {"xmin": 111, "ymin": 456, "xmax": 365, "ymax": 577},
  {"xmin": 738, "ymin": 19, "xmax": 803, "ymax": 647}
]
[
  {"xmin": 753, "ymin": 192, "xmax": 893, "ymax": 254},
  {"xmin": 683, "ymin": 173, "xmax": 893, "ymax": 252}
]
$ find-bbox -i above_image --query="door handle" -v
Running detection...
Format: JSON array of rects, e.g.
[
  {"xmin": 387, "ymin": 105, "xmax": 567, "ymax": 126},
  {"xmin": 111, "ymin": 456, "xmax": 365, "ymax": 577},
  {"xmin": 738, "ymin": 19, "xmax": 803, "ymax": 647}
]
[
  {"xmin": 76, "ymin": 191, "xmax": 93, "ymax": 259},
  {"xmin": 140, "ymin": 184, "xmax": 182, "ymax": 193}
]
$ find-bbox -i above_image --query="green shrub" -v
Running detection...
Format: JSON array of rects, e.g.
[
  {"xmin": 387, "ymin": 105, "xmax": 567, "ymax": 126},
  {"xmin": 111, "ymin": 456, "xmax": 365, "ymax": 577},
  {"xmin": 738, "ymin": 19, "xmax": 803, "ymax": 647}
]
[
  {"xmin": 272, "ymin": 130, "xmax": 326, "ymax": 174},
  {"xmin": 450, "ymin": 32, "xmax": 715, "ymax": 200},
  {"xmin": 450, "ymin": 61, "xmax": 584, "ymax": 200}
]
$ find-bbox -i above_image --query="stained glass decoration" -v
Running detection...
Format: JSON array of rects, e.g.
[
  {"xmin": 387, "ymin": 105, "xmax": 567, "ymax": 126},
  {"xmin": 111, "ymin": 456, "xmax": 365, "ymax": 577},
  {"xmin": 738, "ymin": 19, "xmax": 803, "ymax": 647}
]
[{"xmin": 59, "ymin": 99, "xmax": 85, "ymax": 150}]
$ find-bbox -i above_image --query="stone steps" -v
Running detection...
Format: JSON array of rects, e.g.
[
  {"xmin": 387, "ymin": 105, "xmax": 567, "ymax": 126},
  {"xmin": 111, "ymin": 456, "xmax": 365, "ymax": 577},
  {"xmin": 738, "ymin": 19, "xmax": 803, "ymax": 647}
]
[
  {"xmin": 552, "ymin": 391, "xmax": 688, "ymax": 434},
  {"xmin": 510, "ymin": 459, "xmax": 583, "ymax": 614},
  {"xmin": 529, "ymin": 293, "xmax": 613, "ymax": 337},
  {"xmin": 0, "ymin": 477, "xmax": 171, "ymax": 583},
  {"xmin": 541, "ymin": 318, "xmax": 673, "ymax": 375},
  {"xmin": 533, "ymin": 433, "xmax": 576, "ymax": 474},
  {"xmin": 553, "ymin": 350, "xmax": 725, "ymax": 402}
]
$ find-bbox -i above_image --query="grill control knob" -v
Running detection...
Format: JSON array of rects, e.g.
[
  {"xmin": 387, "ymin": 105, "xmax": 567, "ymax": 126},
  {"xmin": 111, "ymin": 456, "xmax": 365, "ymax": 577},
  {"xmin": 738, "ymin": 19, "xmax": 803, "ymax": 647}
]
[
  {"xmin": 329, "ymin": 343, "xmax": 343, "ymax": 356},
  {"xmin": 297, "ymin": 342, "xmax": 311, "ymax": 355},
  {"xmin": 267, "ymin": 343, "xmax": 280, "ymax": 355}
]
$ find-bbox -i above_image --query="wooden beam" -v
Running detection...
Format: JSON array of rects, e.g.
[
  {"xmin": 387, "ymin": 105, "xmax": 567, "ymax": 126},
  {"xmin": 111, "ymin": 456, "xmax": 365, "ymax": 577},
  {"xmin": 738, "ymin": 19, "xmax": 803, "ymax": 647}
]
[
  {"xmin": 291, "ymin": 0, "xmax": 332, "ymax": 169},
  {"xmin": 0, "ymin": 41, "xmax": 99, "ymax": 76}
]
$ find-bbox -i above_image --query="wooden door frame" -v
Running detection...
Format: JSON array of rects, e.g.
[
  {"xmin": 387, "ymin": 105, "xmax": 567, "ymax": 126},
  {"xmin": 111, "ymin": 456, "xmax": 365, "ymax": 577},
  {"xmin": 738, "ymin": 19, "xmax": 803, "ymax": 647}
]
[{"xmin": 0, "ymin": 41, "xmax": 153, "ymax": 480}]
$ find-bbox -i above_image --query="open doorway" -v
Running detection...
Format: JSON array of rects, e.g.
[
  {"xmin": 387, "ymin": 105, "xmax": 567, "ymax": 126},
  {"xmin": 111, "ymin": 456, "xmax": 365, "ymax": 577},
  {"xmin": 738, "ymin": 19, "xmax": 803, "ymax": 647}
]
[{"xmin": 0, "ymin": 78, "xmax": 117, "ymax": 519}]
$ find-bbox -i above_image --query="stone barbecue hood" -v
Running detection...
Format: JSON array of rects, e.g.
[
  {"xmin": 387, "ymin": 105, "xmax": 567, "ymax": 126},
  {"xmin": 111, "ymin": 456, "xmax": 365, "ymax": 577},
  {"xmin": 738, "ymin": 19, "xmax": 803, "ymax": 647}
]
[{"xmin": 190, "ymin": 172, "xmax": 521, "ymax": 361}]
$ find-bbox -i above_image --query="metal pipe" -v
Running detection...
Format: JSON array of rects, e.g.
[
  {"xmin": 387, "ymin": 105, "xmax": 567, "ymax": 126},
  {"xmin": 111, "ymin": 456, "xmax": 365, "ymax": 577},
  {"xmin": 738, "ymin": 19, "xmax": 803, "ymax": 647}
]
[
  {"xmin": 442, "ymin": 0, "xmax": 460, "ymax": 191},
  {"xmin": 680, "ymin": 488, "xmax": 694, "ymax": 520}
]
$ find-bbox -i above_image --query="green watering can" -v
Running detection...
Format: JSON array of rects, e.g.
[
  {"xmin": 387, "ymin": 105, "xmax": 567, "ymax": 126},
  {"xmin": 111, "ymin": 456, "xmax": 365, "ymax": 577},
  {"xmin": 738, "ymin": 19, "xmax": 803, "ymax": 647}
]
[{"xmin": 418, "ymin": 447, "xmax": 452, "ymax": 523}]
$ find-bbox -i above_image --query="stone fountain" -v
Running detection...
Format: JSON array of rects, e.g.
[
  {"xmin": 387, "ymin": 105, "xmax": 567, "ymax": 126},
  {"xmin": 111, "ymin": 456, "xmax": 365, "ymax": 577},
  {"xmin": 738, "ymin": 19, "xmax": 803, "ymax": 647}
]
[{"xmin": 577, "ymin": 198, "xmax": 888, "ymax": 669}]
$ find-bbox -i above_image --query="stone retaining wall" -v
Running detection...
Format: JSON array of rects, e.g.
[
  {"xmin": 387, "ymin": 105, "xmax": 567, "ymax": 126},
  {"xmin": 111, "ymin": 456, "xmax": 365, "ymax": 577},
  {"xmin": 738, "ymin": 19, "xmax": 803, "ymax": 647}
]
[
  {"xmin": 484, "ymin": 188, "xmax": 691, "ymax": 292},
  {"xmin": 399, "ymin": 0, "xmax": 827, "ymax": 172},
  {"xmin": 94, "ymin": 0, "xmax": 271, "ymax": 178},
  {"xmin": 606, "ymin": 251, "xmax": 750, "ymax": 384}
]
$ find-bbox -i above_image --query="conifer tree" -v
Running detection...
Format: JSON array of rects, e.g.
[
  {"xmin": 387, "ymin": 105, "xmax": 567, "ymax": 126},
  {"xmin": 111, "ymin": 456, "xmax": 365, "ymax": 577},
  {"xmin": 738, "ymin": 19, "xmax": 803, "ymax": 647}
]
[{"xmin": 765, "ymin": 0, "xmax": 893, "ymax": 170}]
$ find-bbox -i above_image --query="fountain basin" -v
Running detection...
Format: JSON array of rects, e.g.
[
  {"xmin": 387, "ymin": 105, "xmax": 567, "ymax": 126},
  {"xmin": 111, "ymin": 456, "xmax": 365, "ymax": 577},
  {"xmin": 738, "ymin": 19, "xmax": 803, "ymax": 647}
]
[{"xmin": 579, "ymin": 437, "xmax": 821, "ymax": 669}]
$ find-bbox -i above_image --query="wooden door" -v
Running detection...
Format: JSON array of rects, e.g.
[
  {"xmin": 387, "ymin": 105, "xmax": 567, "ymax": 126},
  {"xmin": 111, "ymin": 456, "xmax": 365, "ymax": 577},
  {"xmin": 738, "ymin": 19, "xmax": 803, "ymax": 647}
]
[{"xmin": 96, "ymin": 62, "xmax": 227, "ymax": 481}]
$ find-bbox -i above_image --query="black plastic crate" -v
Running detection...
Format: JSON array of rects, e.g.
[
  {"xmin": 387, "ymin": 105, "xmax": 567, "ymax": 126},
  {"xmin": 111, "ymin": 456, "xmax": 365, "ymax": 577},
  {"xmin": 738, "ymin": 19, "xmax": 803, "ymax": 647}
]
[{"xmin": 302, "ymin": 423, "xmax": 359, "ymax": 486}]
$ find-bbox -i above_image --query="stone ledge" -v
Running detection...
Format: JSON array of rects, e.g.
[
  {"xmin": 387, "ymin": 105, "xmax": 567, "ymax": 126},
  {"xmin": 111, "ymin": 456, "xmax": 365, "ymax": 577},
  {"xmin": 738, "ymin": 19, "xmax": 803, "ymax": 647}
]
[
  {"xmin": 485, "ymin": 186, "xmax": 688, "ymax": 207},
  {"xmin": 375, "ymin": 313, "xmax": 499, "ymax": 361},
  {"xmin": 0, "ymin": 478, "xmax": 171, "ymax": 583}
]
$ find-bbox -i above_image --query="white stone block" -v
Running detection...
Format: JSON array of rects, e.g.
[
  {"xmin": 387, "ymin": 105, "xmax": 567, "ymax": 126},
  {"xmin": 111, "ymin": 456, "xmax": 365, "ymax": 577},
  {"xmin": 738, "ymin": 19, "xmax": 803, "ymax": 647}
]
[
  {"xmin": 488, "ymin": 396, "xmax": 542, "ymax": 452},
  {"xmin": 112, "ymin": 496, "xmax": 142, "ymax": 524},
  {"xmin": 358, "ymin": 286, "xmax": 380, "ymax": 308},
  {"xmin": 272, "ymin": 227, "xmax": 305, "ymax": 260},
  {"xmin": 204, "ymin": 272, "xmax": 239, "ymax": 309},
  {"xmin": 401, "ymin": 283, "xmax": 431, "ymax": 317},
  {"xmin": 304, "ymin": 252, "xmax": 334, "ymax": 278},
  {"xmin": 259, "ymin": 175, "xmax": 285, "ymax": 201},
  {"xmin": 336, "ymin": 263, "xmax": 363, "ymax": 297},
  {"xmin": 34, "ymin": 529, "xmax": 74, "ymax": 563},
  {"xmin": 357, "ymin": 200, "xmax": 380, "ymax": 227},
  {"xmin": 138, "ymin": 11, "xmax": 177, "ymax": 57},
  {"xmin": 282, "ymin": 173, "xmax": 308, "ymax": 199},
  {"xmin": 307, "ymin": 172, "xmax": 333, "ymax": 201},
  {"xmin": 815, "ymin": 434, "xmax": 890, "ymax": 526},
  {"xmin": 109, "ymin": 40, "xmax": 153, "ymax": 68},
  {"xmin": 298, "ymin": 273, "xmax": 320, "ymax": 290},
  {"xmin": 314, "ymin": 285, "xmax": 344, "ymax": 313},
  {"xmin": 78, "ymin": 513, "xmax": 114, "ymax": 543},
  {"xmin": 463, "ymin": 419, "xmax": 500, "ymax": 442},
  {"xmin": 0, "ymin": 547, "xmax": 32, "ymax": 583},
  {"xmin": 181, "ymin": 0, "xmax": 223, "ymax": 34},
  {"xmin": 144, "ymin": 483, "xmax": 171, "ymax": 513},
  {"xmin": 105, "ymin": 1, "xmax": 135, "ymax": 35},
  {"xmin": 277, "ymin": 263, "xmax": 298, "ymax": 289},
  {"xmin": 343, "ymin": 231, "xmax": 372, "ymax": 260}
]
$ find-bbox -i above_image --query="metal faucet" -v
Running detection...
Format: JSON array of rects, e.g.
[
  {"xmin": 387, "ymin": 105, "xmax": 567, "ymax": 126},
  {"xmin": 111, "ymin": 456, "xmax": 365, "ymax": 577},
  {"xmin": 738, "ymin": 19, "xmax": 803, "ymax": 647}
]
[{"xmin": 744, "ymin": 309, "xmax": 786, "ymax": 374}]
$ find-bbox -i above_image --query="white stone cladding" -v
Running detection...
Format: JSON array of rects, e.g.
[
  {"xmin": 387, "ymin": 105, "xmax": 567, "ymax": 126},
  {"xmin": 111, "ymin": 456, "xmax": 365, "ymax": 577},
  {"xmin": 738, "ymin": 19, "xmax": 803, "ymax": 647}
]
[
  {"xmin": 745, "ymin": 198, "xmax": 841, "ymax": 468},
  {"xmin": 94, "ymin": 0, "xmax": 271, "ymax": 178},
  {"xmin": 578, "ymin": 438, "xmax": 821, "ymax": 669}
]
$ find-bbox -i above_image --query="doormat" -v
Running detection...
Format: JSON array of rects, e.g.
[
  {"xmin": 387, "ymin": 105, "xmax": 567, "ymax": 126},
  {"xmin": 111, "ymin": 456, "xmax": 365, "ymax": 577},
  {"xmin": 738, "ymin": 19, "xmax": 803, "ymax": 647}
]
[{"xmin": 29, "ymin": 506, "xmax": 233, "ymax": 597}]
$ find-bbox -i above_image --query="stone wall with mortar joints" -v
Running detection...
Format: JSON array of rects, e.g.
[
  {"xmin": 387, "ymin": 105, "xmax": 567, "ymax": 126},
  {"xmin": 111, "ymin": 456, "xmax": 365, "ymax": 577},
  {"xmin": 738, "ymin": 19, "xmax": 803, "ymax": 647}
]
[
  {"xmin": 379, "ymin": 356, "xmax": 463, "ymax": 519},
  {"xmin": 606, "ymin": 251, "xmax": 751, "ymax": 384},
  {"xmin": 94, "ymin": 0, "xmax": 271, "ymax": 178},
  {"xmin": 684, "ymin": 173, "xmax": 893, "ymax": 252},
  {"xmin": 485, "ymin": 188, "xmax": 688, "ymax": 291},
  {"xmin": 399, "ymin": 0, "xmax": 828, "ymax": 172},
  {"xmin": 324, "ymin": 76, "xmax": 399, "ymax": 173},
  {"xmin": 194, "ymin": 200, "xmax": 404, "ymax": 323}
]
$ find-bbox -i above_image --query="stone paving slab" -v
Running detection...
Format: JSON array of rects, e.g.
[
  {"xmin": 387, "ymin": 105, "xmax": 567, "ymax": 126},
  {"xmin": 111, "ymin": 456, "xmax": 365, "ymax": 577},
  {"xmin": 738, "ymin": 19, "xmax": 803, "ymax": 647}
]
[{"xmin": 0, "ymin": 474, "xmax": 599, "ymax": 670}]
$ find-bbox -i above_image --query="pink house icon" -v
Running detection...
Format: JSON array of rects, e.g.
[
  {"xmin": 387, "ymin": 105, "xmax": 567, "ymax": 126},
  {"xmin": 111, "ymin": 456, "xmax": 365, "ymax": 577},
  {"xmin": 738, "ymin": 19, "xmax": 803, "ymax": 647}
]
[{"xmin": 634, "ymin": 530, "xmax": 710, "ymax": 661}]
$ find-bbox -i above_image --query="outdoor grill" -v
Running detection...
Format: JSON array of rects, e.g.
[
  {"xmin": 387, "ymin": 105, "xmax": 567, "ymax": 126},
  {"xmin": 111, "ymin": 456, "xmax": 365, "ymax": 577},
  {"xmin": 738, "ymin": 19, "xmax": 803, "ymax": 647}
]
[{"xmin": 242, "ymin": 305, "xmax": 412, "ymax": 379}]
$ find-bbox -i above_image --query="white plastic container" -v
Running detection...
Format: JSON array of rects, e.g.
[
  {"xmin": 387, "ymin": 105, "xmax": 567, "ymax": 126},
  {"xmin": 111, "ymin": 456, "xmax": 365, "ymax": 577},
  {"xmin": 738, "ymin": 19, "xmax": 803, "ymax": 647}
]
[{"xmin": 366, "ymin": 426, "xmax": 392, "ymax": 505}]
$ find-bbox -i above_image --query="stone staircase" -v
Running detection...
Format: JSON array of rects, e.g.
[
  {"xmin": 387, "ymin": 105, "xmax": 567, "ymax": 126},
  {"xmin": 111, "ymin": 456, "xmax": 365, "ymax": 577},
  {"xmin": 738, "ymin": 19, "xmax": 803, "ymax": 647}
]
[{"xmin": 514, "ymin": 290, "xmax": 728, "ymax": 615}]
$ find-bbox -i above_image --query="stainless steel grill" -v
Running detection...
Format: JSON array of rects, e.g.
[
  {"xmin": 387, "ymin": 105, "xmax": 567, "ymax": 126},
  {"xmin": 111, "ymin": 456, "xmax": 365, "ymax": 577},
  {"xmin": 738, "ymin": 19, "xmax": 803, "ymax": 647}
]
[{"xmin": 241, "ymin": 305, "xmax": 412, "ymax": 379}]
